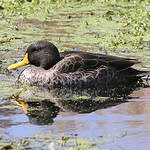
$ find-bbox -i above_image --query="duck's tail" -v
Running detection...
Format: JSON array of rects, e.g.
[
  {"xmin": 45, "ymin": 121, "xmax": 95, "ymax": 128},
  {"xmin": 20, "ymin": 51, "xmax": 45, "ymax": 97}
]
[
  {"xmin": 120, "ymin": 68, "xmax": 150, "ymax": 77},
  {"xmin": 115, "ymin": 68, "xmax": 150, "ymax": 86}
]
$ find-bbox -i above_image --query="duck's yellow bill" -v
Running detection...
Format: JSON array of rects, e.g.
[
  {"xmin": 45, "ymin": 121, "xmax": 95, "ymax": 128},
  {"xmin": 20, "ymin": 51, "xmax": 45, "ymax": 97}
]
[{"xmin": 8, "ymin": 53, "xmax": 29, "ymax": 70}]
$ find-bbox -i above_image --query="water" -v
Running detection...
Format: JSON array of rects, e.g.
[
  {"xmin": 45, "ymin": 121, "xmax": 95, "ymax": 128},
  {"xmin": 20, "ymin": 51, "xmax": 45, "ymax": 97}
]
[
  {"xmin": 1, "ymin": 86, "xmax": 150, "ymax": 149},
  {"xmin": 1, "ymin": 4, "xmax": 150, "ymax": 149}
]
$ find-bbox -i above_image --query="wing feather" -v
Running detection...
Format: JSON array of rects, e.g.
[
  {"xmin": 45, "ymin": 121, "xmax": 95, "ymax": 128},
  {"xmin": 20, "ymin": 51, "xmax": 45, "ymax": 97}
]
[{"xmin": 55, "ymin": 51, "xmax": 140, "ymax": 73}]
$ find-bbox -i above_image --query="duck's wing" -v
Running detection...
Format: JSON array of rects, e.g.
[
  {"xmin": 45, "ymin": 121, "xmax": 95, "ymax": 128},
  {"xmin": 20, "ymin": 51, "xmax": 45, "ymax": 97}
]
[{"xmin": 58, "ymin": 51, "xmax": 140, "ymax": 73}]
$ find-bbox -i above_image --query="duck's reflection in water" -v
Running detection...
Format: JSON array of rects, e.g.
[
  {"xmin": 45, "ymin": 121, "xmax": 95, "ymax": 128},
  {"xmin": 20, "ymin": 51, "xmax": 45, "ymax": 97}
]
[
  {"xmin": 10, "ymin": 85, "xmax": 140, "ymax": 125},
  {"xmin": 13, "ymin": 100, "xmax": 60, "ymax": 125}
]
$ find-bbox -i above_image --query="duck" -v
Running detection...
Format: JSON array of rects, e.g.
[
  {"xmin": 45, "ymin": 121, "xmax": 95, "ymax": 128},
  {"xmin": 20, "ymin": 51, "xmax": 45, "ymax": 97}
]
[{"xmin": 8, "ymin": 40, "xmax": 148, "ymax": 89}]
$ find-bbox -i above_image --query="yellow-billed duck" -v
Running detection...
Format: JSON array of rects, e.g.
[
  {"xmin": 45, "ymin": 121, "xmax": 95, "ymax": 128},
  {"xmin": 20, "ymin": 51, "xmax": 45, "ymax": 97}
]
[{"xmin": 8, "ymin": 41, "xmax": 148, "ymax": 89}]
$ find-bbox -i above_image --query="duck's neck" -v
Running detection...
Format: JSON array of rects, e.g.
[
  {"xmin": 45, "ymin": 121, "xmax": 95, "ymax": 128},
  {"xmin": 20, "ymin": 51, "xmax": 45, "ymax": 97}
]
[{"xmin": 18, "ymin": 66, "xmax": 53, "ymax": 86}]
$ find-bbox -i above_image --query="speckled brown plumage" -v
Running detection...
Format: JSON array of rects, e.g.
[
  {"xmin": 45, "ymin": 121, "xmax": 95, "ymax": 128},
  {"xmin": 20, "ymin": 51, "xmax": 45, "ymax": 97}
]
[{"xmin": 16, "ymin": 41, "xmax": 148, "ymax": 89}]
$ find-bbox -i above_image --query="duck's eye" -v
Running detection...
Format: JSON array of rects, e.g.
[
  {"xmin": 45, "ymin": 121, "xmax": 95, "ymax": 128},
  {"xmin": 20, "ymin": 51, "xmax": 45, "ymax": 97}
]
[
  {"xmin": 27, "ymin": 47, "xmax": 37, "ymax": 53},
  {"xmin": 31, "ymin": 47, "xmax": 37, "ymax": 52}
]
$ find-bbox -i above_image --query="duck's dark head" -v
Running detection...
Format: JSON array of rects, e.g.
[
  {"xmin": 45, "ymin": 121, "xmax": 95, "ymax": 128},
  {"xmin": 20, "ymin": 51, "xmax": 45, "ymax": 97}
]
[{"xmin": 8, "ymin": 41, "xmax": 61, "ymax": 70}]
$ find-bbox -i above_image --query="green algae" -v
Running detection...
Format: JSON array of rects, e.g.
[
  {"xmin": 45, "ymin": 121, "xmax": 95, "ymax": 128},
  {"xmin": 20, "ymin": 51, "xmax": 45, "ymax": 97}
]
[
  {"xmin": 0, "ymin": 130, "xmax": 127, "ymax": 150},
  {"xmin": 1, "ymin": 0, "xmax": 150, "ymax": 57}
]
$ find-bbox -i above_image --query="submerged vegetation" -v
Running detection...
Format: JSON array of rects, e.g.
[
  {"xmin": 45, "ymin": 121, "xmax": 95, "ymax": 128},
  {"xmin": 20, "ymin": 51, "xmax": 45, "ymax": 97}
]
[
  {"xmin": 0, "ymin": 131, "xmax": 127, "ymax": 150},
  {"xmin": 0, "ymin": 0, "xmax": 150, "ymax": 55}
]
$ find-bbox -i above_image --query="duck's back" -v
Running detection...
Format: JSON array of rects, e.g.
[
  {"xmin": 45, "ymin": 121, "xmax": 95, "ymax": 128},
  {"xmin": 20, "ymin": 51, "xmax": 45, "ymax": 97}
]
[{"xmin": 60, "ymin": 51, "xmax": 140, "ymax": 70}]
